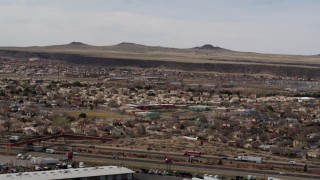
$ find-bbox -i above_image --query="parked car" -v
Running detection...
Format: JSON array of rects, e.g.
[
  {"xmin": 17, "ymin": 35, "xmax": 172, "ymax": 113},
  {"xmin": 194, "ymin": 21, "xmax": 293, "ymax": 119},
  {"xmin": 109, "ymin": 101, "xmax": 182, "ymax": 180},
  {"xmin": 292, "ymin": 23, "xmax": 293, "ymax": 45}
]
[
  {"xmin": 26, "ymin": 155, "xmax": 32, "ymax": 160},
  {"xmin": 16, "ymin": 154, "xmax": 22, "ymax": 159},
  {"xmin": 35, "ymin": 165, "xmax": 42, "ymax": 171},
  {"xmin": 79, "ymin": 162, "xmax": 85, "ymax": 168},
  {"xmin": 20, "ymin": 155, "xmax": 26, "ymax": 160},
  {"xmin": 45, "ymin": 148, "xmax": 55, "ymax": 154}
]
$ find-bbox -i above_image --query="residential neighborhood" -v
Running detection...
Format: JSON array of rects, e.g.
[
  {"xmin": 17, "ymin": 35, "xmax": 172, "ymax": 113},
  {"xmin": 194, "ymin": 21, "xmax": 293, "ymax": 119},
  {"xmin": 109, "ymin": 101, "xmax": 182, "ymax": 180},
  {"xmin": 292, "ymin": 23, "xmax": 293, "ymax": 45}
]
[
  {"xmin": 0, "ymin": 57, "xmax": 319, "ymax": 165},
  {"xmin": 1, "ymin": 1, "xmax": 320, "ymax": 179}
]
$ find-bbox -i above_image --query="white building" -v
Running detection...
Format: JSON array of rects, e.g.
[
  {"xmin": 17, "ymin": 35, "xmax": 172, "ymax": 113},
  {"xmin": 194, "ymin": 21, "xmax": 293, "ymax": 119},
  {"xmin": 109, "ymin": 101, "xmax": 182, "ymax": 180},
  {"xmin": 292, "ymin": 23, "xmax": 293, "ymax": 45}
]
[{"xmin": 0, "ymin": 166, "xmax": 134, "ymax": 180}]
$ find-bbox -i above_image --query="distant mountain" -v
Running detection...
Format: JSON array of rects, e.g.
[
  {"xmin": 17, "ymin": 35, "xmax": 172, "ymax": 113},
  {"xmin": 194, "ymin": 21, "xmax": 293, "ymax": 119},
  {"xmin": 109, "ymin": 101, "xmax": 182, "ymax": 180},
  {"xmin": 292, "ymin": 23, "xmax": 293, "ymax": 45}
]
[
  {"xmin": 41, "ymin": 42, "xmax": 93, "ymax": 49},
  {"xmin": 109, "ymin": 42, "xmax": 181, "ymax": 52},
  {"xmin": 114, "ymin": 42, "xmax": 141, "ymax": 47},
  {"xmin": 0, "ymin": 42, "xmax": 317, "ymax": 63},
  {"xmin": 68, "ymin": 41, "xmax": 89, "ymax": 46},
  {"xmin": 61, "ymin": 41, "xmax": 93, "ymax": 48},
  {"xmin": 191, "ymin": 44, "xmax": 232, "ymax": 52},
  {"xmin": 112, "ymin": 42, "xmax": 151, "ymax": 49},
  {"xmin": 194, "ymin": 44, "xmax": 222, "ymax": 50},
  {"xmin": 311, "ymin": 54, "xmax": 320, "ymax": 57},
  {"xmin": 1, "ymin": 41, "xmax": 320, "ymax": 78}
]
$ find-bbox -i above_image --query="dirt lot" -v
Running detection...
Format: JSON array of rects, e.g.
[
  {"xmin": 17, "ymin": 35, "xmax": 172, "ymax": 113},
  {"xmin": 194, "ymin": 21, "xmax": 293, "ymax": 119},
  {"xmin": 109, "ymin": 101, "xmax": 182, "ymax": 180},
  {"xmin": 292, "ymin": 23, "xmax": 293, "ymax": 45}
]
[{"xmin": 108, "ymin": 136, "xmax": 293, "ymax": 163}]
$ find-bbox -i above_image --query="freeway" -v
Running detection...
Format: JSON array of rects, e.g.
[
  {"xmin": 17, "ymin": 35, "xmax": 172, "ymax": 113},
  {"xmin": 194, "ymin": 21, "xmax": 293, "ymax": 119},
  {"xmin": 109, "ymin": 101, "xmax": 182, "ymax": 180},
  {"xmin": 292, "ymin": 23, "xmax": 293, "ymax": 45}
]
[
  {"xmin": 3, "ymin": 140, "xmax": 319, "ymax": 170},
  {"xmin": 75, "ymin": 153, "xmax": 320, "ymax": 180},
  {"xmin": 1, "ymin": 146, "xmax": 319, "ymax": 180},
  {"xmin": 50, "ymin": 143, "xmax": 319, "ymax": 169}
]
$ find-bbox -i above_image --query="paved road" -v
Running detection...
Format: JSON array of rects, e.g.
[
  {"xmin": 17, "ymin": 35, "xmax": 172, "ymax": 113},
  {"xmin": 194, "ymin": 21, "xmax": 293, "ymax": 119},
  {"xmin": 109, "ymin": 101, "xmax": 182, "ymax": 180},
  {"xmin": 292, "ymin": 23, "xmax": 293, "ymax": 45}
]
[
  {"xmin": 51, "ymin": 143, "xmax": 319, "ymax": 169},
  {"xmin": 75, "ymin": 153, "xmax": 320, "ymax": 180},
  {"xmin": 1, "ymin": 147, "xmax": 320, "ymax": 180},
  {"xmin": 42, "ymin": 146, "xmax": 317, "ymax": 180}
]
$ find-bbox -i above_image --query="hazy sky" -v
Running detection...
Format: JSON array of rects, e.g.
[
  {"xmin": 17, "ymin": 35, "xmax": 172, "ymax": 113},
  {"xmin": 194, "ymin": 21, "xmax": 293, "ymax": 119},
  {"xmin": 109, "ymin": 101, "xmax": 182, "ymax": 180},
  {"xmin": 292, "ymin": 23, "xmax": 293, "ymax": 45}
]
[{"xmin": 0, "ymin": 0, "xmax": 319, "ymax": 55}]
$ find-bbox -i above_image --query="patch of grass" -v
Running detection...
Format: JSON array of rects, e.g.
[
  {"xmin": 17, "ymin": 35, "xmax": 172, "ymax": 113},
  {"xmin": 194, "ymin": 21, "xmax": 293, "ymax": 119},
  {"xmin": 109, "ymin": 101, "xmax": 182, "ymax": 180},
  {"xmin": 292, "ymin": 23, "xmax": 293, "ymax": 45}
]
[
  {"xmin": 67, "ymin": 111, "xmax": 130, "ymax": 119},
  {"xmin": 52, "ymin": 117, "xmax": 71, "ymax": 126}
]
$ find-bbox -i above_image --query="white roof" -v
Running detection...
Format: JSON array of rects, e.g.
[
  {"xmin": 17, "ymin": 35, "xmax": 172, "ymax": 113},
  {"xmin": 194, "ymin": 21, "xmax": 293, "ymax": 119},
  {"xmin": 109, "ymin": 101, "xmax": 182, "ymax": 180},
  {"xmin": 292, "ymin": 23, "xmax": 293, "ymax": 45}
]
[
  {"xmin": 0, "ymin": 166, "xmax": 134, "ymax": 180},
  {"xmin": 293, "ymin": 97, "xmax": 315, "ymax": 100}
]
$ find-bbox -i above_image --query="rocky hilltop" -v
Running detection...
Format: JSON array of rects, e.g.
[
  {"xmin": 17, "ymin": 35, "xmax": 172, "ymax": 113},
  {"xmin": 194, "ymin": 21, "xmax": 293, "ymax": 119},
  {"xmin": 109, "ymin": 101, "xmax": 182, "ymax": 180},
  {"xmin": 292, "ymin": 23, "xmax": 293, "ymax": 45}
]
[{"xmin": 194, "ymin": 44, "xmax": 224, "ymax": 50}]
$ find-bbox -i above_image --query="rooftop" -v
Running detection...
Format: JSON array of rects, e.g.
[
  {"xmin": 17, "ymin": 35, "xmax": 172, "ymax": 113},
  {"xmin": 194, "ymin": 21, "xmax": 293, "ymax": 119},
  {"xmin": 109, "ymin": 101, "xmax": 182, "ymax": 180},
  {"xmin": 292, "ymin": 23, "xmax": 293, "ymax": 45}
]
[{"xmin": 0, "ymin": 166, "xmax": 134, "ymax": 180}]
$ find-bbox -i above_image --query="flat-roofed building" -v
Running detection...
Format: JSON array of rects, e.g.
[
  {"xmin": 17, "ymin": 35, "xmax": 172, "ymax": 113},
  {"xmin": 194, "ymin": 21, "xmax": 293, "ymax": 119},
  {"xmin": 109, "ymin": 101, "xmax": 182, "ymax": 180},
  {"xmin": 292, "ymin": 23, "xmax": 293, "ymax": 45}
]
[{"xmin": 0, "ymin": 166, "xmax": 134, "ymax": 180}]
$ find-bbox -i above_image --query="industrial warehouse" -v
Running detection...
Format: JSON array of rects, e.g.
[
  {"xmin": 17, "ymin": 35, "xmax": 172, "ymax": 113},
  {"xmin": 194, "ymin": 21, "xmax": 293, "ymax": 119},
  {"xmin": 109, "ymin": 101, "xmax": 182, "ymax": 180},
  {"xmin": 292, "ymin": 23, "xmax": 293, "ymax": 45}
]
[{"xmin": 0, "ymin": 166, "xmax": 134, "ymax": 180}]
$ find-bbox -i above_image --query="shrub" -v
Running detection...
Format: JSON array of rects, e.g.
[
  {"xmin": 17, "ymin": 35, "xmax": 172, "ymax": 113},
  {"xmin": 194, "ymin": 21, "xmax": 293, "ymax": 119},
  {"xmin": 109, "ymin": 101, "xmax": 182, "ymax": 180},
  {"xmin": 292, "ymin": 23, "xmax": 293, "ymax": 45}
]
[{"xmin": 79, "ymin": 113, "xmax": 87, "ymax": 118}]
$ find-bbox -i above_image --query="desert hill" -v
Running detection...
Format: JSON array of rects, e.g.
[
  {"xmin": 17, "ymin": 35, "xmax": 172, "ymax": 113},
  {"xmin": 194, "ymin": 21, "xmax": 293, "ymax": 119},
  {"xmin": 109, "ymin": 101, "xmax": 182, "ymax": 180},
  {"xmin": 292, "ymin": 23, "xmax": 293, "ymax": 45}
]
[{"xmin": 0, "ymin": 42, "xmax": 320, "ymax": 78}]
